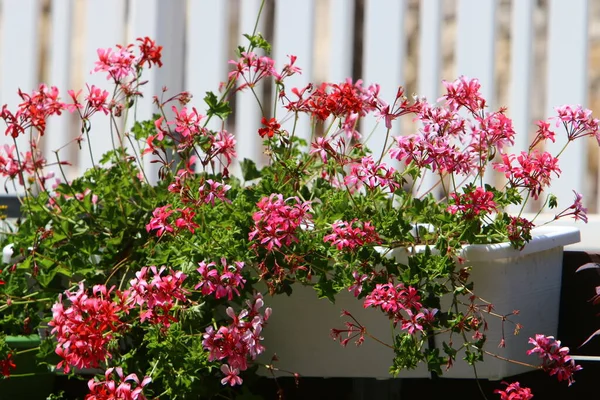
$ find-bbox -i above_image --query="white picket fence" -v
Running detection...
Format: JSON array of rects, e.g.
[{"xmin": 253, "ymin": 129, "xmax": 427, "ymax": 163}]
[{"xmin": 0, "ymin": 0, "xmax": 597, "ymax": 248}]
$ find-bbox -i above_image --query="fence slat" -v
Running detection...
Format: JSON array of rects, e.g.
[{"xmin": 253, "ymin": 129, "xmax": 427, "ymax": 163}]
[
  {"xmin": 45, "ymin": 0, "xmax": 74, "ymax": 185},
  {"xmin": 509, "ymin": 0, "xmax": 534, "ymax": 155},
  {"xmin": 455, "ymin": 0, "xmax": 497, "ymax": 185},
  {"xmin": 0, "ymin": 0, "xmax": 41, "ymax": 195},
  {"xmin": 128, "ymin": 0, "xmax": 186, "ymax": 183},
  {"xmin": 327, "ymin": 0, "xmax": 354, "ymax": 83},
  {"xmin": 235, "ymin": 0, "xmax": 266, "ymax": 169},
  {"xmin": 545, "ymin": 0, "xmax": 589, "ymax": 211},
  {"xmin": 273, "ymin": 0, "xmax": 315, "ymax": 144},
  {"xmin": 186, "ymin": 0, "xmax": 228, "ymax": 133},
  {"xmin": 80, "ymin": 0, "xmax": 127, "ymax": 172},
  {"xmin": 361, "ymin": 0, "xmax": 405, "ymax": 160},
  {"xmin": 417, "ymin": 0, "xmax": 442, "ymax": 196}
]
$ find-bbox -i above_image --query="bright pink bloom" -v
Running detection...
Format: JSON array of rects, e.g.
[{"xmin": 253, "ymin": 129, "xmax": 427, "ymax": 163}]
[
  {"xmin": 448, "ymin": 187, "xmax": 497, "ymax": 219},
  {"xmin": 202, "ymin": 294, "xmax": 271, "ymax": 382},
  {"xmin": 146, "ymin": 205, "xmax": 174, "ymax": 237},
  {"xmin": 494, "ymin": 150, "xmax": 561, "ymax": 200},
  {"xmin": 212, "ymin": 130, "xmax": 237, "ymax": 167},
  {"xmin": 168, "ymin": 106, "xmax": 204, "ymax": 138},
  {"xmin": 345, "ymin": 156, "xmax": 399, "ymax": 192},
  {"xmin": 128, "ymin": 266, "xmax": 188, "ymax": 328},
  {"xmin": 249, "ymin": 194, "xmax": 312, "ymax": 251},
  {"xmin": 527, "ymin": 334, "xmax": 582, "ymax": 385},
  {"xmin": 48, "ymin": 284, "xmax": 131, "ymax": 373},
  {"xmin": 86, "ymin": 367, "xmax": 151, "ymax": 400},
  {"xmin": 324, "ymin": 219, "xmax": 381, "ymax": 251},
  {"xmin": 494, "ymin": 381, "xmax": 533, "ymax": 400},
  {"xmin": 94, "ymin": 45, "xmax": 136, "ymax": 81},
  {"xmin": 220, "ymin": 364, "xmax": 243, "ymax": 386},
  {"xmin": 554, "ymin": 104, "xmax": 599, "ymax": 143},
  {"xmin": 441, "ymin": 76, "xmax": 486, "ymax": 112},
  {"xmin": 198, "ymin": 179, "xmax": 231, "ymax": 206},
  {"xmin": 195, "ymin": 258, "xmax": 246, "ymax": 300}
]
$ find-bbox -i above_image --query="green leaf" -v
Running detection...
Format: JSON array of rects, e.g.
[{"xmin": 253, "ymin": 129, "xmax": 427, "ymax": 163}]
[
  {"xmin": 548, "ymin": 193, "xmax": 558, "ymax": 209},
  {"xmin": 240, "ymin": 159, "xmax": 262, "ymax": 181},
  {"xmin": 204, "ymin": 91, "xmax": 232, "ymax": 120},
  {"xmin": 243, "ymin": 33, "xmax": 272, "ymax": 54}
]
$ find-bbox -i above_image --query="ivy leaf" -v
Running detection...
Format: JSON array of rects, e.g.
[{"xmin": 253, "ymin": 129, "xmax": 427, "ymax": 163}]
[
  {"xmin": 204, "ymin": 91, "xmax": 232, "ymax": 120},
  {"xmin": 243, "ymin": 33, "xmax": 271, "ymax": 54}
]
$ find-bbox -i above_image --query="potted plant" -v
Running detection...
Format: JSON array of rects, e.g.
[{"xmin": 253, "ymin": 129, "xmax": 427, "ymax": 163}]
[{"xmin": 0, "ymin": 2, "xmax": 593, "ymax": 398}]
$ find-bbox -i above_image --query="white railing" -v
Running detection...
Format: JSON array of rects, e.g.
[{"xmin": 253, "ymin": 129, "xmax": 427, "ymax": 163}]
[{"xmin": 0, "ymin": 0, "xmax": 596, "ymax": 248}]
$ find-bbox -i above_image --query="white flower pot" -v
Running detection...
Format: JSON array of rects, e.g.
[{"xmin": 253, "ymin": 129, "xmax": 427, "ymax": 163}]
[
  {"xmin": 439, "ymin": 225, "xmax": 580, "ymax": 379},
  {"xmin": 259, "ymin": 226, "xmax": 579, "ymax": 380}
]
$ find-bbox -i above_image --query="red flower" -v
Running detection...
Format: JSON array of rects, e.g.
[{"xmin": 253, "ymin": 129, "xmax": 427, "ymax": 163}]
[
  {"xmin": 0, "ymin": 353, "xmax": 16, "ymax": 377},
  {"xmin": 137, "ymin": 37, "xmax": 163, "ymax": 69},
  {"xmin": 258, "ymin": 117, "xmax": 280, "ymax": 138}
]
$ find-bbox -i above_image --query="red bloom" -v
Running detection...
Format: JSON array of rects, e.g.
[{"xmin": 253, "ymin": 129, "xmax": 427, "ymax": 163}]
[
  {"xmin": 0, "ymin": 353, "xmax": 16, "ymax": 377},
  {"xmin": 49, "ymin": 284, "xmax": 131, "ymax": 373},
  {"xmin": 137, "ymin": 37, "xmax": 163, "ymax": 69},
  {"xmin": 258, "ymin": 117, "xmax": 280, "ymax": 138},
  {"xmin": 447, "ymin": 187, "xmax": 497, "ymax": 219},
  {"xmin": 494, "ymin": 381, "xmax": 533, "ymax": 400}
]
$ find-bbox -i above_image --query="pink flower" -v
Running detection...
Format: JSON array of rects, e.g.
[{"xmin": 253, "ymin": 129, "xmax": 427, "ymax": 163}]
[
  {"xmin": 168, "ymin": 106, "xmax": 204, "ymax": 138},
  {"xmin": 202, "ymin": 294, "xmax": 271, "ymax": 381},
  {"xmin": 93, "ymin": 45, "xmax": 136, "ymax": 82},
  {"xmin": 198, "ymin": 179, "xmax": 231, "ymax": 206},
  {"xmin": 554, "ymin": 104, "xmax": 599, "ymax": 143},
  {"xmin": 86, "ymin": 367, "xmax": 151, "ymax": 400},
  {"xmin": 441, "ymin": 76, "xmax": 486, "ymax": 112},
  {"xmin": 493, "ymin": 150, "xmax": 561, "ymax": 200},
  {"xmin": 324, "ymin": 219, "xmax": 381, "ymax": 251},
  {"xmin": 345, "ymin": 156, "xmax": 399, "ymax": 192},
  {"xmin": 146, "ymin": 205, "xmax": 174, "ymax": 237},
  {"xmin": 555, "ymin": 191, "xmax": 588, "ymax": 223},
  {"xmin": 128, "ymin": 266, "xmax": 189, "ymax": 328},
  {"xmin": 220, "ymin": 364, "xmax": 243, "ymax": 386},
  {"xmin": 494, "ymin": 381, "xmax": 533, "ymax": 400},
  {"xmin": 249, "ymin": 194, "xmax": 312, "ymax": 251},
  {"xmin": 527, "ymin": 334, "xmax": 582, "ymax": 385},
  {"xmin": 48, "ymin": 284, "xmax": 131, "ymax": 373},
  {"xmin": 212, "ymin": 130, "xmax": 237, "ymax": 167},
  {"xmin": 447, "ymin": 187, "xmax": 497, "ymax": 219},
  {"xmin": 195, "ymin": 258, "xmax": 246, "ymax": 300}
]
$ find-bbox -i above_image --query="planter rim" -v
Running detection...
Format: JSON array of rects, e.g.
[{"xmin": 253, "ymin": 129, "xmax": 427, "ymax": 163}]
[{"xmin": 459, "ymin": 225, "xmax": 580, "ymax": 261}]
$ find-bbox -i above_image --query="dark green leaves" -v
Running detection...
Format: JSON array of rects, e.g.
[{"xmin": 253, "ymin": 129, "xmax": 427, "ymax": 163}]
[{"xmin": 204, "ymin": 91, "xmax": 232, "ymax": 120}]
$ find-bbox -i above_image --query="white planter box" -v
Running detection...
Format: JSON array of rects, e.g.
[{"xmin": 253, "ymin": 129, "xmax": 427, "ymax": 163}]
[
  {"xmin": 259, "ymin": 226, "xmax": 580, "ymax": 380},
  {"xmin": 440, "ymin": 225, "xmax": 580, "ymax": 379}
]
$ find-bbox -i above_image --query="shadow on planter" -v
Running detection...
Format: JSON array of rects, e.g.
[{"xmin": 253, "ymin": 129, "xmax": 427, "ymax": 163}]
[{"xmin": 0, "ymin": 335, "xmax": 55, "ymax": 400}]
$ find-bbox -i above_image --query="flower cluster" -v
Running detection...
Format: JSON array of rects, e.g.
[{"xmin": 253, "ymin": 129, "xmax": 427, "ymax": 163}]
[
  {"xmin": 48, "ymin": 284, "xmax": 130, "ymax": 373},
  {"xmin": 128, "ymin": 266, "xmax": 189, "ymax": 327},
  {"xmin": 86, "ymin": 367, "xmax": 151, "ymax": 400},
  {"xmin": 195, "ymin": 259, "xmax": 246, "ymax": 300},
  {"xmin": 494, "ymin": 381, "xmax": 533, "ymax": 400},
  {"xmin": 448, "ymin": 187, "xmax": 498, "ymax": 219},
  {"xmin": 202, "ymin": 294, "xmax": 272, "ymax": 386},
  {"xmin": 249, "ymin": 194, "xmax": 312, "ymax": 251},
  {"xmin": 324, "ymin": 219, "xmax": 380, "ymax": 251},
  {"xmin": 527, "ymin": 334, "xmax": 582, "ymax": 385},
  {"xmin": 363, "ymin": 283, "xmax": 436, "ymax": 334}
]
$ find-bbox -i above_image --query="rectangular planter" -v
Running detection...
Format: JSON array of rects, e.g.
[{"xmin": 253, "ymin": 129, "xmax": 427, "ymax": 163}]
[{"xmin": 259, "ymin": 226, "xmax": 580, "ymax": 380}]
